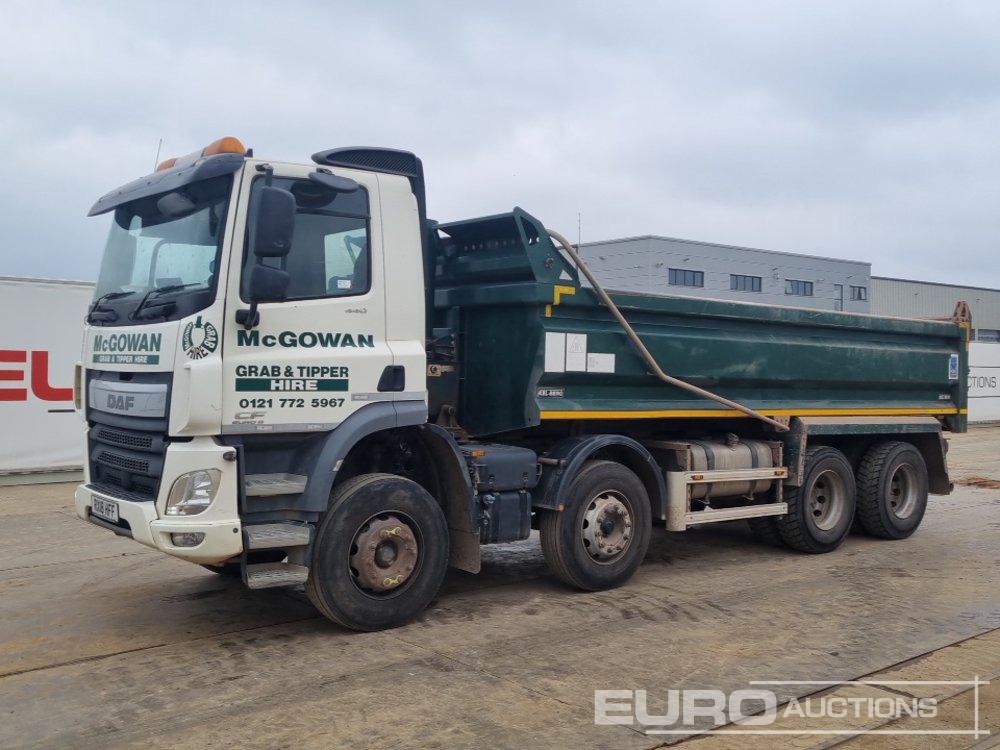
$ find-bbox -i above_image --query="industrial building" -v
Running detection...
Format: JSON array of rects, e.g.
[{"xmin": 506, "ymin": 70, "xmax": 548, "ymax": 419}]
[
  {"xmin": 579, "ymin": 235, "xmax": 1000, "ymax": 339},
  {"xmin": 871, "ymin": 277, "xmax": 1000, "ymax": 342},
  {"xmin": 578, "ymin": 235, "xmax": 872, "ymax": 313},
  {"xmin": 581, "ymin": 234, "xmax": 1000, "ymax": 422}
]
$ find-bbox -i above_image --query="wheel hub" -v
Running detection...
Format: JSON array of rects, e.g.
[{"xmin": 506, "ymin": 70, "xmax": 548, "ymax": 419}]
[
  {"xmin": 808, "ymin": 469, "xmax": 846, "ymax": 531},
  {"xmin": 582, "ymin": 492, "xmax": 633, "ymax": 563},
  {"xmin": 350, "ymin": 515, "xmax": 418, "ymax": 592},
  {"xmin": 888, "ymin": 464, "xmax": 919, "ymax": 519}
]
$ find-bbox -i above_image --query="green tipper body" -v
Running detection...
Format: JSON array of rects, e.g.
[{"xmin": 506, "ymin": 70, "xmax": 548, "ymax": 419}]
[{"xmin": 430, "ymin": 209, "xmax": 969, "ymax": 438}]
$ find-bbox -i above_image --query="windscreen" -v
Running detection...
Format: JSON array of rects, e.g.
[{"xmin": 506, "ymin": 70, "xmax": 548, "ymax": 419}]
[{"xmin": 91, "ymin": 175, "xmax": 232, "ymax": 324}]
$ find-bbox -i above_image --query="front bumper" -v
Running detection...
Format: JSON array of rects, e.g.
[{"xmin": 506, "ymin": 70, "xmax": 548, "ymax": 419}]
[{"xmin": 75, "ymin": 436, "xmax": 243, "ymax": 565}]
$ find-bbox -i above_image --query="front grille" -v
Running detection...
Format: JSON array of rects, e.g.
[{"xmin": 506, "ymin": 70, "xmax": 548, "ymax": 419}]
[
  {"xmin": 96, "ymin": 449, "xmax": 150, "ymax": 474},
  {"xmin": 87, "ymin": 371, "xmax": 171, "ymax": 503},
  {"xmin": 98, "ymin": 473, "xmax": 155, "ymax": 497},
  {"xmin": 89, "ymin": 415, "xmax": 166, "ymax": 503},
  {"xmin": 95, "ymin": 426, "xmax": 154, "ymax": 451}
]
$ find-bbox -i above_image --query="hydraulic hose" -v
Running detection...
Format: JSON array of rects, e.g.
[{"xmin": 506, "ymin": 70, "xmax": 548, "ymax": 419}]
[{"xmin": 547, "ymin": 228, "xmax": 790, "ymax": 433}]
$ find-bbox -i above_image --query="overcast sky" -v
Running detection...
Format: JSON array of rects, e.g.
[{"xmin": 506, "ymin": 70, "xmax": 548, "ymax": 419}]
[{"xmin": 2, "ymin": 0, "xmax": 999, "ymax": 287}]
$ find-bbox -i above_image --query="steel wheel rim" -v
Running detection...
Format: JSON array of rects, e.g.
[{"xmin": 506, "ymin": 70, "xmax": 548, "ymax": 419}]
[
  {"xmin": 348, "ymin": 512, "xmax": 422, "ymax": 599},
  {"xmin": 808, "ymin": 469, "xmax": 847, "ymax": 531},
  {"xmin": 581, "ymin": 490, "xmax": 634, "ymax": 565},
  {"xmin": 888, "ymin": 463, "xmax": 919, "ymax": 519}
]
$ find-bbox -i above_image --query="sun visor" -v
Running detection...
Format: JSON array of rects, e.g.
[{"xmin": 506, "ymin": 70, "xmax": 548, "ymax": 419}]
[{"xmin": 88, "ymin": 152, "xmax": 245, "ymax": 216}]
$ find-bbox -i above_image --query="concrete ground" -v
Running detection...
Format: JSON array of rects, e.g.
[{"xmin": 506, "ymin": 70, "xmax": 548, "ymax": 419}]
[{"xmin": 1, "ymin": 428, "xmax": 999, "ymax": 750}]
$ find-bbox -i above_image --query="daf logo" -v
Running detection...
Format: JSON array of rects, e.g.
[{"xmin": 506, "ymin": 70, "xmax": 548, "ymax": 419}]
[
  {"xmin": 107, "ymin": 394, "xmax": 136, "ymax": 411},
  {"xmin": 90, "ymin": 381, "xmax": 167, "ymax": 418}
]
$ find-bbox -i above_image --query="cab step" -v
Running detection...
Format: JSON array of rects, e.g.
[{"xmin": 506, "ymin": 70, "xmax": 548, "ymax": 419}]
[
  {"xmin": 245, "ymin": 473, "xmax": 308, "ymax": 497},
  {"xmin": 245, "ymin": 523, "xmax": 312, "ymax": 550},
  {"xmin": 245, "ymin": 562, "xmax": 309, "ymax": 589}
]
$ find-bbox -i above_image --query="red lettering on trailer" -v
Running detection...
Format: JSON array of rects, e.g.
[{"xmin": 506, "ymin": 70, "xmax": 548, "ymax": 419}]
[
  {"xmin": 0, "ymin": 350, "xmax": 73, "ymax": 401},
  {"xmin": 31, "ymin": 351, "xmax": 73, "ymax": 400},
  {"xmin": 0, "ymin": 350, "xmax": 28, "ymax": 401}
]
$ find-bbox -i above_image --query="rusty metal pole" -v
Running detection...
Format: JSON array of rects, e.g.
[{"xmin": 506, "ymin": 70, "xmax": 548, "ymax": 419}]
[{"xmin": 547, "ymin": 228, "xmax": 790, "ymax": 433}]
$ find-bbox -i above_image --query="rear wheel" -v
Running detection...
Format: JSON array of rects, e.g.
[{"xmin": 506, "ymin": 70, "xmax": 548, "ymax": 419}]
[
  {"xmin": 540, "ymin": 460, "xmax": 651, "ymax": 591},
  {"xmin": 855, "ymin": 441, "xmax": 928, "ymax": 539},
  {"xmin": 306, "ymin": 474, "xmax": 449, "ymax": 631},
  {"xmin": 777, "ymin": 446, "xmax": 855, "ymax": 553}
]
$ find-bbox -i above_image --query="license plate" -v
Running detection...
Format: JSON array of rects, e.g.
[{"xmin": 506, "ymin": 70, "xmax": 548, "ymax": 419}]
[{"xmin": 91, "ymin": 496, "xmax": 119, "ymax": 524}]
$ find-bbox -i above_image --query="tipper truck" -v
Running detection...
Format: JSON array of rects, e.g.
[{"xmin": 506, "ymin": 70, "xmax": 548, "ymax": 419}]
[{"xmin": 76, "ymin": 137, "xmax": 969, "ymax": 630}]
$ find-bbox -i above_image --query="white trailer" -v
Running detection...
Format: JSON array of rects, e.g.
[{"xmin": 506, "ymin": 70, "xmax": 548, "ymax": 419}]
[
  {"xmin": 969, "ymin": 342, "xmax": 1000, "ymax": 423},
  {"xmin": 0, "ymin": 276, "xmax": 94, "ymax": 480}
]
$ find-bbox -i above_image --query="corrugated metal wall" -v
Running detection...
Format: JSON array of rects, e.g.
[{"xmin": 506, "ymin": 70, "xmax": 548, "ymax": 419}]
[
  {"xmin": 579, "ymin": 236, "xmax": 872, "ymax": 312},
  {"xmin": 871, "ymin": 277, "xmax": 1000, "ymax": 336}
]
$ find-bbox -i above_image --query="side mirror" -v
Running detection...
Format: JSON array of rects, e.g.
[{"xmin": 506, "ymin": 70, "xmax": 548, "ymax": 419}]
[
  {"xmin": 248, "ymin": 264, "xmax": 290, "ymax": 303},
  {"xmin": 238, "ymin": 264, "xmax": 290, "ymax": 328},
  {"xmin": 252, "ymin": 186, "xmax": 295, "ymax": 258}
]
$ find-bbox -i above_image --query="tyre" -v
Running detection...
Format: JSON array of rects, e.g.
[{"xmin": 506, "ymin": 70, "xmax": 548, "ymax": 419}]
[
  {"xmin": 777, "ymin": 446, "xmax": 855, "ymax": 553},
  {"xmin": 540, "ymin": 460, "xmax": 651, "ymax": 591},
  {"xmin": 748, "ymin": 515, "xmax": 785, "ymax": 547},
  {"xmin": 306, "ymin": 473, "xmax": 449, "ymax": 631},
  {"xmin": 855, "ymin": 441, "xmax": 928, "ymax": 539}
]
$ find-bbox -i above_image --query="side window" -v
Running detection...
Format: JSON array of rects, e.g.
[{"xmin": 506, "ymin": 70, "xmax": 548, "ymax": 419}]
[{"xmin": 242, "ymin": 177, "xmax": 370, "ymax": 301}]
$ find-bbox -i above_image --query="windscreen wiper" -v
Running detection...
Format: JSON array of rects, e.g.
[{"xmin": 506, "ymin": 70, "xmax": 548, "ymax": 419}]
[
  {"xmin": 130, "ymin": 283, "xmax": 202, "ymax": 321},
  {"xmin": 86, "ymin": 291, "xmax": 135, "ymax": 323}
]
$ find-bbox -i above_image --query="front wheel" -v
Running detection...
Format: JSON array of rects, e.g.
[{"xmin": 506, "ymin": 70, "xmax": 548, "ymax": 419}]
[
  {"xmin": 306, "ymin": 474, "xmax": 449, "ymax": 631},
  {"xmin": 540, "ymin": 460, "xmax": 651, "ymax": 591},
  {"xmin": 777, "ymin": 446, "xmax": 856, "ymax": 553}
]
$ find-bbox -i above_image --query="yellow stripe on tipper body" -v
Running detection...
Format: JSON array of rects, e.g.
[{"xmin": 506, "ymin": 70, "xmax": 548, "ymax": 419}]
[{"xmin": 539, "ymin": 407, "xmax": 967, "ymax": 420}]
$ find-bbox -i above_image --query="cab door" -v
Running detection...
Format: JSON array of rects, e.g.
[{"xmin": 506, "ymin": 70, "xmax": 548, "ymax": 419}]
[{"xmin": 220, "ymin": 163, "xmax": 391, "ymax": 434}]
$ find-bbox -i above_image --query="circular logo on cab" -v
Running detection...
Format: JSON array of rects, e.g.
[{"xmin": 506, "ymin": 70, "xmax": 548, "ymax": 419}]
[{"xmin": 182, "ymin": 316, "xmax": 219, "ymax": 359}]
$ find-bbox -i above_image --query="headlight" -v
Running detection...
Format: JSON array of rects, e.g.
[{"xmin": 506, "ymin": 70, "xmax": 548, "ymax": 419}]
[{"xmin": 165, "ymin": 469, "xmax": 221, "ymax": 516}]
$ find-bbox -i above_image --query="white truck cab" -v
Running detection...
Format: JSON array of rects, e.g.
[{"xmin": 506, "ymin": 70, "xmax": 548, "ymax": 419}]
[{"xmin": 77, "ymin": 139, "xmax": 436, "ymax": 610}]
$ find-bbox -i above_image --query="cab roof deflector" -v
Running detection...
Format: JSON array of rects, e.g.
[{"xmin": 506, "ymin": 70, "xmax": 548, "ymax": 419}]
[{"xmin": 88, "ymin": 152, "xmax": 245, "ymax": 216}]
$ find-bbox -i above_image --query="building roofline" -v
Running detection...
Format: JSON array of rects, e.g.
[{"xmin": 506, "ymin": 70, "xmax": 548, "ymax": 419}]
[
  {"xmin": 0, "ymin": 275, "xmax": 95, "ymax": 287},
  {"xmin": 580, "ymin": 234, "xmax": 870, "ymax": 267},
  {"xmin": 872, "ymin": 276, "xmax": 1000, "ymax": 294}
]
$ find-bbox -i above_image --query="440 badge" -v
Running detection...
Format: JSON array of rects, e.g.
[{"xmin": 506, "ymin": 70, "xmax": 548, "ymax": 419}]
[{"xmin": 182, "ymin": 316, "xmax": 219, "ymax": 359}]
